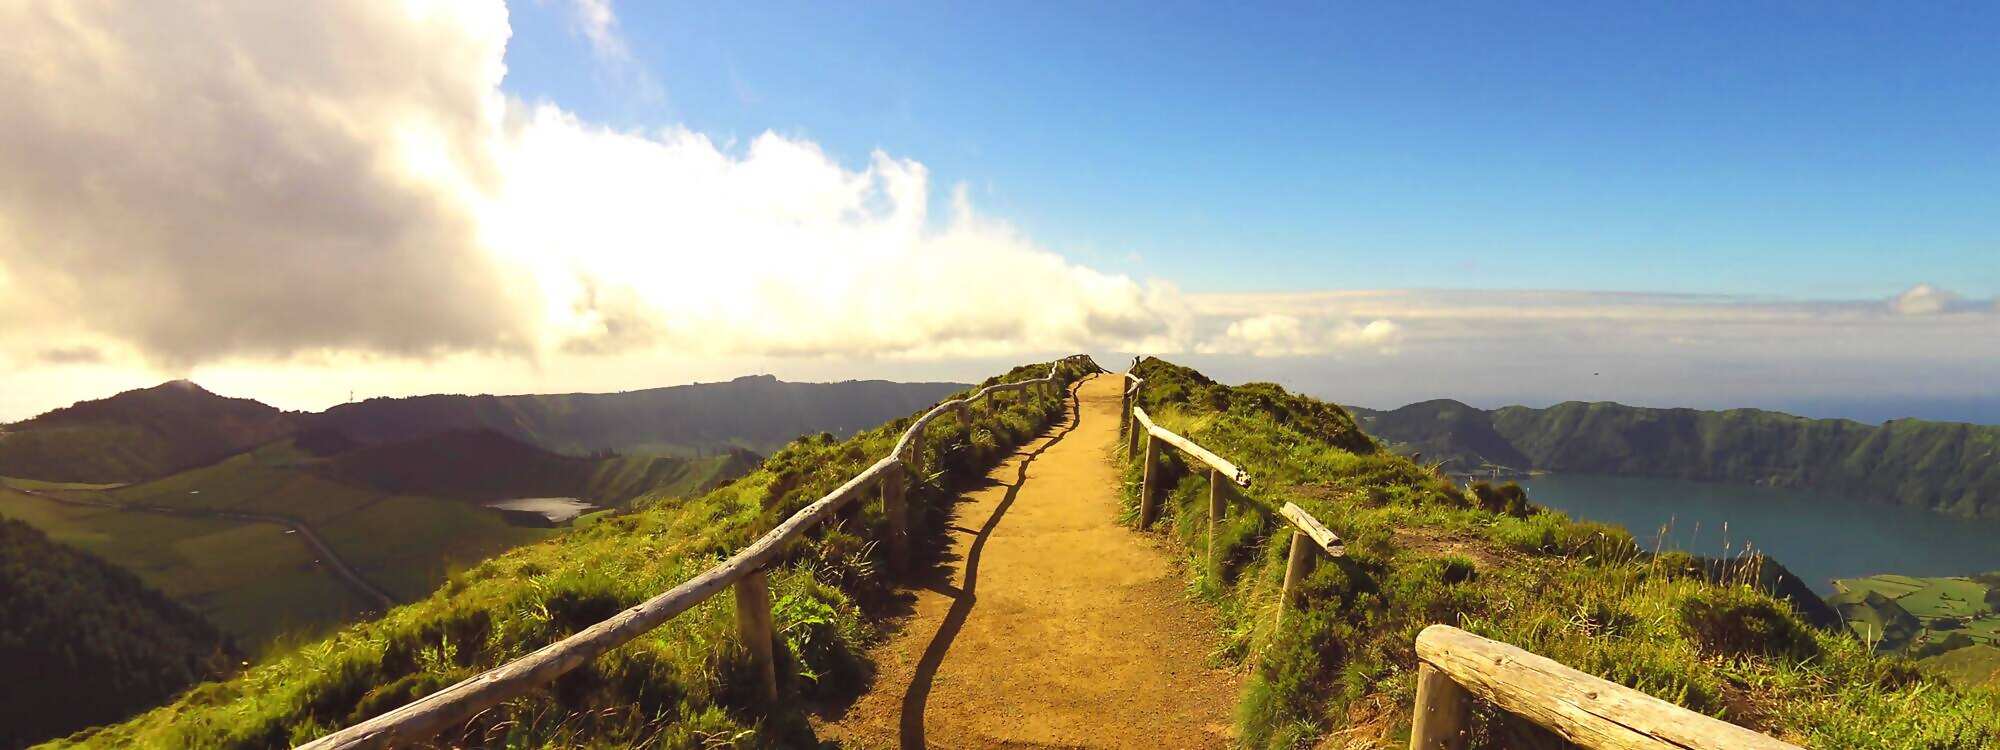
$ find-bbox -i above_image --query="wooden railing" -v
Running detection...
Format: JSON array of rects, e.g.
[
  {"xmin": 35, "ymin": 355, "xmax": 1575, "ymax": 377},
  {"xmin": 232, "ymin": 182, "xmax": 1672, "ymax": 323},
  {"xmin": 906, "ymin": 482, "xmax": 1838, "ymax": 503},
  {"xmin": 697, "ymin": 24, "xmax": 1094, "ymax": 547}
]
[
  {"xmin": 1410, "ymin": 625, "xmax": 1802, "ymax": 749},
  {"xmin": 297, "ymin": 355, "xmax": 1101, "ymax": 750},
  {"xmin": 1119, "ymin": 366, "xmax": 1794, "ymax": 750},
  {"xmin": 1118, "ymin": 367, "xmax": 1343, "ymax": 627}
]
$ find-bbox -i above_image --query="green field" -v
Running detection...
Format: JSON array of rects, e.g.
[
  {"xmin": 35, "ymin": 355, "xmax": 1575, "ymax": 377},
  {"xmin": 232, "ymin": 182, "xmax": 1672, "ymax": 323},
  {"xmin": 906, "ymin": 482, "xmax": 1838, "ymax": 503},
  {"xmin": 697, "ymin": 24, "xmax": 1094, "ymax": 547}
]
[
  {"xmin": 1829, "ymin": 572, "xmax": 2000, "ymax": 688},
  {"xmin": 1832, "ymin": 573, "xmax": 2000, "ymax": 645},
  {"xmin": 0, "ymin": 486, "xmax": 371, "ymax": 651},
  {"xmin": 0, "ymin": 444, "xmax": 558, "ymax": 651},
  {"xmin": 0, "ymin": 435, "xmax": 734, "ymax": 654}
]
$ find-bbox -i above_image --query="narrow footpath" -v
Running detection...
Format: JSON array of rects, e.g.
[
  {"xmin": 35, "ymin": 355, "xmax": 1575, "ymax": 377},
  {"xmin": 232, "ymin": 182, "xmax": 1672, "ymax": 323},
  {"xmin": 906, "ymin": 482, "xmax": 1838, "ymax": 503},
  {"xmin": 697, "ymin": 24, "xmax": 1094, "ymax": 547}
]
[{"xmin": 820, "ymin": 374, "xmax": 1242, "ymax": 749}]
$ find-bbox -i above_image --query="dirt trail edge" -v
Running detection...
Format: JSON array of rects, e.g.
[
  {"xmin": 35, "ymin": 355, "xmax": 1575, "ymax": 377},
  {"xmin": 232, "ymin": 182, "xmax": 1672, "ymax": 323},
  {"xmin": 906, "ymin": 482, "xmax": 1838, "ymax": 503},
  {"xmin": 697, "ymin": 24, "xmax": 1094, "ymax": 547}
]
[{"xmin": 819, "ymin": 373, "xmax": 1243, "ymax": 749}]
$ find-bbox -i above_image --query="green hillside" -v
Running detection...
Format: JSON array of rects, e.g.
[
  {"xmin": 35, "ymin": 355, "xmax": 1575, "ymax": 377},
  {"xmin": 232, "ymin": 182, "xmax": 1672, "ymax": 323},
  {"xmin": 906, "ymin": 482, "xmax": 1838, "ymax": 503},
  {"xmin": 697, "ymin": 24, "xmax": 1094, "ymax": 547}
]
[
  {"xmin": 0, "ymin": 381, "xmax": 295, "ymax": 484},
  {"xmin": 45, "ymin": 359, "xmax": 2000, "ymax": 749},
  {"xmin": 1923, "ymin": 645, "xmax": 2000, "ymax": 689},
  {"xmin": 8, "ymin": 436, "xmax": 564, "ymax": 648},
  {"xmin": 0, "ymin": 376, "xmax": 961, "ymax": 487},
  {"xmin": 1352, "ymin": 398, "xmax": 2000, "ymax": 518},
  {"xmin": 1831, "ymin": 573, "xmax": 2000, "ymax": 668},
  {"xmin": 313, "ymin": 428, "xmax": 753, "ymax": 504},
  {"xmin": 51, "ymin": 363, "xmax": 1073, "ymax": 749},
  {"xmin": 0, "ymin": 424, "xmax": 759, "ymax": 657},
  {"xmin": 1126, "ymin": 358, "xmax": 1995, "ymax": 747},
  {"xmin": 309, "ymin": 374, "xmax": 969, "ymax": 457},
  {"xmin": 0, "ymin": 516, "xmax": 234, "ymax": 749}
]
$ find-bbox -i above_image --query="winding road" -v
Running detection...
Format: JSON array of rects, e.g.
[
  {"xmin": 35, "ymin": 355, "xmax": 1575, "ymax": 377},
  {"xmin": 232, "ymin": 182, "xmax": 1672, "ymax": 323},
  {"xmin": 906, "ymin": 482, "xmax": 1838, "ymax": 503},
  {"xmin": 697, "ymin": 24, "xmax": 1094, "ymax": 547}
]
[{"xmin": 13, "ymin": 486, "xmax": 396, "ymax": 612}]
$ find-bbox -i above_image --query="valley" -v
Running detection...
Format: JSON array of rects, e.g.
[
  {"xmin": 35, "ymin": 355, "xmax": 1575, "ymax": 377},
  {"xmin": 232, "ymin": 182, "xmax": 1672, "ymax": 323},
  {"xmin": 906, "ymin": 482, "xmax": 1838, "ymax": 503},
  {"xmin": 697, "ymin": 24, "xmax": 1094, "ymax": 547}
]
[
  {"xmin": 1351, "ymin": 398, "xmax": 2000, "ymax": 518},
  {"xmin": 0, "ymin": 376, "xmax": 967, "ymax": 656},
  {"xmin": 1367, "ymin": 401, "xmax": 2000, "ymax": 690}
]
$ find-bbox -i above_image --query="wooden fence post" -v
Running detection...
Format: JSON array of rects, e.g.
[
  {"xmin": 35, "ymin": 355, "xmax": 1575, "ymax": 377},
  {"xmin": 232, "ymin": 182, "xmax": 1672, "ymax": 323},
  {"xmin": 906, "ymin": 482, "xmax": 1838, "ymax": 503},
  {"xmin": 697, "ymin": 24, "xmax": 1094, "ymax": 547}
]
[
  {"xmin": 883, "ymin": 463, "xmax": 908, "ymax": 574},
  {"xmin": 1207, "ymin": 468, "xmax": 1225, "ymax": 572},
  {"xmin": 1139, "ymin": 433, "xmax": 1162, "ymax": 528},
  {"xmin": 1409, "ymin": 663, "xmax": 1471, "ymax": 750},
  {"xmin": 1276, "ymin": 529, "xmax": 1312, "ymax": 628},
  {"xmin": 1127, "ymin": 411, "xmax": 1142, "ymax": 457},
  {"xmin": 1119, "ymin": 385, "xmax": 1130, "ymax": 438},
  {"xmin": 733, "ymin": 569, "xmax": 779, "ymax": 703}
]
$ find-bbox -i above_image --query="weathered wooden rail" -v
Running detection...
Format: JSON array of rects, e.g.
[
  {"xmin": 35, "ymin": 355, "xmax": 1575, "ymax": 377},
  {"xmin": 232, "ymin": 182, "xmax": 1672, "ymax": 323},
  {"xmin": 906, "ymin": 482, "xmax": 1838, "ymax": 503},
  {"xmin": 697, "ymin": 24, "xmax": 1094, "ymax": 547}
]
[
  {"xmin": 1410, "ymin": 624, "xmax": 1801, "ymax": 750},
  {"xmin": 1118, "ymin": 363, "xmax": 1792, "ymax": 750},
  {"xmin": 1118, "ymin": 367, "xmax": 1342, "ymax": 627},
  {"xmin": 296, "ymin": 355, "xmax": 1100, "ymax": 750}
]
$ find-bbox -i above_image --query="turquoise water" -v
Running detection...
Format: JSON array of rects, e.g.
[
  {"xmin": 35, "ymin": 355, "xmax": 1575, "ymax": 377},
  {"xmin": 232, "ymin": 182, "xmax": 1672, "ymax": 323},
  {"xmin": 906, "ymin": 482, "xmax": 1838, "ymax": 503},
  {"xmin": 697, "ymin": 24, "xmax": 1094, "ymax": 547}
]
[{"xmin": 1516, "ymin": 473, "xmax": 2000, "ymax": 595}]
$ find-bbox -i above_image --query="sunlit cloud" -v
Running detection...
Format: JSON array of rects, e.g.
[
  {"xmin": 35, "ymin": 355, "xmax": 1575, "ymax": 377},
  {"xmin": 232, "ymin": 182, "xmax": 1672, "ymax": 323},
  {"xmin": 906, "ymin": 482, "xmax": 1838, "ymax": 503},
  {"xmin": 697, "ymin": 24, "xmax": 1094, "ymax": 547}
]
[
  {"xmin": 0, "ymin": 0, "xmax": 1993, "ymax": 424},
  {"xmin": 1889, "ymin": 283, "xmax": 1960, "ymax": 315}
]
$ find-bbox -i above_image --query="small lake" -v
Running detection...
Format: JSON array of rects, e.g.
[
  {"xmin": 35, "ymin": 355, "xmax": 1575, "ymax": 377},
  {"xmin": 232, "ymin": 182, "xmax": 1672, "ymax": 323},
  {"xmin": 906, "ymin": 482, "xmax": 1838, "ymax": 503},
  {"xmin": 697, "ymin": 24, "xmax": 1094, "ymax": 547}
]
[
  {"xmin": 484, "ymin": 497, "xmax": 599, "ymax": 525},
  {"xmin": 1517, "ymin": 474, "xmax": 2000, "ymax": 596}
]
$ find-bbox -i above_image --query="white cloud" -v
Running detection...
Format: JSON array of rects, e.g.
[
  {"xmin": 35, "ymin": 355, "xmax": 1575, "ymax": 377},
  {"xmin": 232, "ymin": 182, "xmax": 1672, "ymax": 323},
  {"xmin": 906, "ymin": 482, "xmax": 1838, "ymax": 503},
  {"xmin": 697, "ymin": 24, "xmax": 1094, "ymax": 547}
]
[
  {"xmin": 0, "ymin": 0, "xmax": 1386, "ymax": 419},
  {"xmin": 2, "ymin": 0, "xmax": 1991, "ymax": 423},
  {"xmin": 1889, "ymin": 283, "xmax": 1959, "ymax": 315},
  {"xmin": 554, "ymin": 0, "xmax": 661, "ymax": 104},
  {"xmin": 1214, "ymin": 314, "xmax": 1400, "ymax": 357},
  {"xmin": 0, "ymin": 0, "xmax": 1167, "ymax": 365},
  {"xmin": 564, "ymin": 0, "xmax": 628, "ymax": 62}
]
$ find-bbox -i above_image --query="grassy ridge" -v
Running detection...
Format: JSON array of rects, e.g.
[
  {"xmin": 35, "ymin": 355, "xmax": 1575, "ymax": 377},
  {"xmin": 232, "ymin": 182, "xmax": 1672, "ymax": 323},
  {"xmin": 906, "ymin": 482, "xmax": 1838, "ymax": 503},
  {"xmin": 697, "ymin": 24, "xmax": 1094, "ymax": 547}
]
[
  {"xmin": 313, "ymin": 428, "xmax": 753, "ymax": 505},
  {"xmin": 0, "ymin": 516, "xmax": 235, "ymax": 749},
  {"xmin": 1128, "ymin": 358, "xmax": 1999, "ymax": 748},
  {"xmin": 309, "ymin": 376, "xmax": 969, "ymax": 458},
  {"xmin": 0, "ymin": 381, "xmax": 294, "ymax": 484},
  {"xmin": 1352, "ymin": 398, "xmax": 2000, "ymax": 518},
  {"xmin": 51, "ymin": 362, "xmax": 1081, "ymax": 749}
]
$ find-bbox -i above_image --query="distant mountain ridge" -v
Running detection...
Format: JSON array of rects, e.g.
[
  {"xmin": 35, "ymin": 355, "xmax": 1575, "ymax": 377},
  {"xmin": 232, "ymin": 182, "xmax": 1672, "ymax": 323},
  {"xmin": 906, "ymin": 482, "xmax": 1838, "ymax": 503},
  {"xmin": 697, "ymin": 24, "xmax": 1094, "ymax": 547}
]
[
  {"xmin": 0, "ymin": 375, "xmax": 968, "ymax": 484},
  {"xmin": 309, "ymin": 374, "xmax": 969, "ymax": 458},
  {"xmin": 0, "ymin": 380, "xmax": 293, "ymax": 483},
  {"xmin": 1350, "ymin": 399, "xmax": 2000, "ymax": 519},
  {"xmin": 315, "ymin": 428, "xmax": 759, "ymax": 503}
]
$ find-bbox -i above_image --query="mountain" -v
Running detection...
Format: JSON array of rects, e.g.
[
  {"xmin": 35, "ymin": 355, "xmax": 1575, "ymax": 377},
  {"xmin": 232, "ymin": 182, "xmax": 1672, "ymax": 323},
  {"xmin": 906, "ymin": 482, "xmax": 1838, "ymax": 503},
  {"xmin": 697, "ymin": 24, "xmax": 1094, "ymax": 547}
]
[
  {"xmin": 0, "ymin": 515, "xmax": 233, "ymax": 749},
  {"xmin": 306, "ymin": 374, "xmax": 969, "ymax": 457},
  {"xmin": 1345, "ymin": 398, "xmax": 1528, "ymax": 473},
  {"xmin": 0, "ymin": 376, "xmax": 967, "ymax": 485},
  {"xmin": 315, "ymin": 428, "xmax": 758, "ymax": 504},
  {"xmin": 0, "ymin": 381, "xmax": 295, "ymax": 484},
  {"xmin": 1350, "ymin": 399, "xmax": 2000, "ymax": 518}
]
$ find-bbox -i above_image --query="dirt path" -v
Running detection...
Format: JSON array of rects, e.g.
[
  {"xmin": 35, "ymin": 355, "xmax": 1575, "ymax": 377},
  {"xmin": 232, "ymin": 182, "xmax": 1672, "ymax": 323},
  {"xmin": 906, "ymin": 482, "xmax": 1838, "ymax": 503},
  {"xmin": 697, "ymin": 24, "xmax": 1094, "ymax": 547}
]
[{"xmin": 819, "ymin": 373, "xmax": 1242, "ymax": 749}]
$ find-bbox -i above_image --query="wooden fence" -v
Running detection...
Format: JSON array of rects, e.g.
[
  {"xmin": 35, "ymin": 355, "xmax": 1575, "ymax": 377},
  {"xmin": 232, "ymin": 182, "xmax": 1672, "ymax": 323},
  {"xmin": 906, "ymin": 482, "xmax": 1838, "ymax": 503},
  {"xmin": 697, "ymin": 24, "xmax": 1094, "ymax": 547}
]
[
  {"xmin": 296, "ymin": 355, "xmax": 1100, "ymax": 750},
  {"xmin": 1118, "ymin": 362, "xmax": 1797, "ymax": 749},
  {"xmin": 1117, "ymin": 369, "xmax": 1343, "ymax": 627},
  {"xmin": 1410, "ymin": 624, "xmax": 1802, "ymax": 750}
]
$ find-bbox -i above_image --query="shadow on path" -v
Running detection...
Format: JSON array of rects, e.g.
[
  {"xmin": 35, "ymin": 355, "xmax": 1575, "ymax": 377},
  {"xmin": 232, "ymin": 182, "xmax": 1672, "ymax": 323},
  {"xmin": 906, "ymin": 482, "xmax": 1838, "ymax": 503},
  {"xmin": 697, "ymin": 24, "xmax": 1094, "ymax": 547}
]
[{"xmin": 897, "ymin": 379, "xmax": 1086, "ymax": 749}]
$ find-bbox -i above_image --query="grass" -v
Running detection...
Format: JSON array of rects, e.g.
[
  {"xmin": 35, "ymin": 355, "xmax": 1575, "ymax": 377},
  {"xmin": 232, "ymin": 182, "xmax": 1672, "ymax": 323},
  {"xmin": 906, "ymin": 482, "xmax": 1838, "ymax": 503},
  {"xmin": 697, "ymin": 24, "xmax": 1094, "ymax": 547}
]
[
  {"xmin": 1922, "ymin": 645, "xmax": 2000, "ymax": 689},
  {"xmin": 49, "ymin": 361, "xmax": 1083, "ymax": 749},
  {"xmin": 1121, "ymin": 357, "xmax": 2000, "ymax": 748},
  {"xmin": 5, "ymin": 427, "xmax": 755, "ymax": 657},
  {"xmin": 0, "ymin": 486, "xmax": 373, "ymax": 651},
  {"xmin": 7, "ymin": 440, "xmax": 556, "ymax": 650}
]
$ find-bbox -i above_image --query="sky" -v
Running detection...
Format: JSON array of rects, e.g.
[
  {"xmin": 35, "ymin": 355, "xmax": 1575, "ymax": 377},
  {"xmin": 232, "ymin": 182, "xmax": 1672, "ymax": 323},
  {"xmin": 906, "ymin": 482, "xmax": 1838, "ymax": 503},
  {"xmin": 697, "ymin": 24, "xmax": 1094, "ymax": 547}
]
[{"xmin": 1, "ymin": 1, "xmax": 1995, "ymax": 424}]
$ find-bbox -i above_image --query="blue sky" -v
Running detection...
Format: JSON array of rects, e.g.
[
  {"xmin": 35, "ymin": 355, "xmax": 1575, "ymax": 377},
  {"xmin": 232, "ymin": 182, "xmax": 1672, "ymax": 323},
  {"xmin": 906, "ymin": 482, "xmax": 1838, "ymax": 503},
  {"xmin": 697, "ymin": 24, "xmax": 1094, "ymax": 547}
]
[
  {"xmin": 503, "ymin": 1, "xmax": 1997, "ymax": 299},
  {"xmin": 2, "ymin": 0, "xmax": 1995, "ymax": 423}
]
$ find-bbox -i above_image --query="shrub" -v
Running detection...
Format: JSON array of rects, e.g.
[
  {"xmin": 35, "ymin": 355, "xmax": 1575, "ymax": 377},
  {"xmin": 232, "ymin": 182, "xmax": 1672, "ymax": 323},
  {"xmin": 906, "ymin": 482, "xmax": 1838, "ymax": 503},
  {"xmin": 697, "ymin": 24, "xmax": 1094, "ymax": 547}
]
[{"xmin": 1677, "ymin": 588, "xmax": 1819, "ymax": 663}]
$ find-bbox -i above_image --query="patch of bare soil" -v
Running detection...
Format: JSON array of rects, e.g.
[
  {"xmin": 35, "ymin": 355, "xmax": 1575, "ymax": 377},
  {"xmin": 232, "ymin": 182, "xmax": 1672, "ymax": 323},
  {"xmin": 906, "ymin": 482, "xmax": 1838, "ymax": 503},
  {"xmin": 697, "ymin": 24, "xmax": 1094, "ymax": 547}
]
[{"xmin": 815, "ymin": 375, "xmax": 1243, "ymax": 749}]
